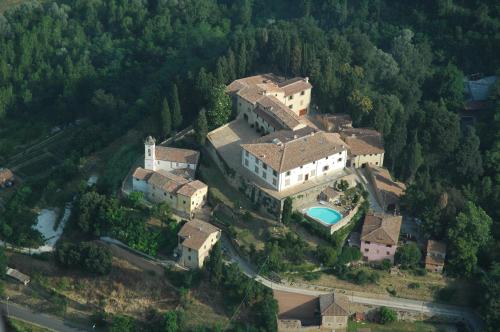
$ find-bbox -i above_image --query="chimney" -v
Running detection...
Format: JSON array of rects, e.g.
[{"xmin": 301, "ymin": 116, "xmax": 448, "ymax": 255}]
[{"xmin": 304, "ymin": 77, "xmax": 309, "ymax": 83}]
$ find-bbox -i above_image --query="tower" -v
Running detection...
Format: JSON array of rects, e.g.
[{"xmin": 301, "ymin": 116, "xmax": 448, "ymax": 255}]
[{"xmin": 144, "ymin": 136, "xmax": 156, "ymax": 171}]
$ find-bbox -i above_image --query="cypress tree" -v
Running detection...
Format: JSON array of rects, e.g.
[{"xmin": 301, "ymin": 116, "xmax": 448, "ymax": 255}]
[
  {"xmin": 195, "ymin": 108, "xmax": 208, "ymax": 145},
  {"xmin": 171, "ymin": 84, "xmax": 182, "ymax": 129},
  {"xmin": 161, "ymin": 97, "xmax": 172, "ymax": 137}
]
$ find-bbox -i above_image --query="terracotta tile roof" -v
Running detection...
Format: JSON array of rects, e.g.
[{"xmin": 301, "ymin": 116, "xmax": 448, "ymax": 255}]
[
  {"xmin": 170, "ymin": 168, "xmax": 196, "ymax": 180},
  {"xmin": 155, "ymin": 146, "xmax": 200, "ymax": 165},
  {"xmin": 340, "ymin": 128, "xmax": 384, "ymax": 156},
  {"xmin": 227, "ymin": 73, "xmax": 283, "ymax": 94},
  {"xmin": 321, "ymin": 186, "xmax": 341, "ymax": 200},
  {"xmin": 367, "ymin": 166, "xmax": 406, "ymax": 206},
  {"xmin": 0, "ymin": 168, "xmax": 14, "ymax": 184},
  {"xmin": 426, "ymin": 240, "xmax": 446, "ymax": 267},
  {"xmin": 132, "ymin": 167, "xmax": 153, "ymax": 181},
  {"xmin": 361, "ymin": 212, "xmax": 402, "ymax": 245},
  {"xmin": 278, "ymin": 77, "xmax": 312, "ymax": 96},
  {"xmin": 319, "ymin": 293, "xmax": 350, "ymax": 317},
  {"xmin": 242, "ymin": 130, "xmax": 347, "ymax": 173},
  {"xmin": 178, "ymin": 219, "xmax": 220, "ymax": 250},
  {"xmin": 255, "ymin": 95, "xmax": 303, "ymax": 130},
  {"xmin": 317, "ymin": 113, "xmax": 353, "ymax": 131},
  {"xmin": 177, "ymin": 180, "xmax": 207, "ymax": 197},
  {"xmin": 427, "ymin": 240, "xmax": 446, "ymax": 254}
]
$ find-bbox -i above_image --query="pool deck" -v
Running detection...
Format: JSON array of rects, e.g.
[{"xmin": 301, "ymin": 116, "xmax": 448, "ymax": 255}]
[{"xmin": 301, "ymin": 201, "xmax": 361, "ymax": 234}]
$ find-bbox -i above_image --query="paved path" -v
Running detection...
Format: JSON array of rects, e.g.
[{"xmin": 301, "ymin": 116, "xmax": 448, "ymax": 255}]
[
  {"xmin": 220, "ymin": 234, "xmax": 483, "ymax": 332},
  {"xmin": 3, "ymin": 300, "xmax": 90, "ymax": 332}
]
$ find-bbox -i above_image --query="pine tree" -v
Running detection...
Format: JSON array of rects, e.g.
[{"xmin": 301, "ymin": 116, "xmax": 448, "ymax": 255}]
[
  {"xmin": 237, "ymin": 40, "xmax": 247, "ymax": 77},
  {"xmin": 170, "ymin": 84, "xmax": 182, "ymax": 129},
  {"xmin": 206, "ymin": 242, "xmax": 223, "ymax": 286},
  {"xmin": 195, "ymin": 108, "xmax": 208, "ymax": 145},
  {"xmin": 161, "ymin": 98, "xmax": 172, "ymax": 137}
]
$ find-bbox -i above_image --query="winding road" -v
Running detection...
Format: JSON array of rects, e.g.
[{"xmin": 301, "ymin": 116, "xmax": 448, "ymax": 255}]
[{"xmin": 221, "ymin": 235, "xmax": 484, "ymax": 332}]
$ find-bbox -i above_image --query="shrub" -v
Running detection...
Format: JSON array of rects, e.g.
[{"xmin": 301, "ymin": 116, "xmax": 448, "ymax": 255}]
[
  {"xmin": 55, "ymin": 242, "xmax": 112, "ymax": 275},
  {"xmin": 408, "ymin": 282, "xmax": 420, "ymax": 289},
  {"xmin": 338, "ymin": 246, "xmax": 361, "ymax": 265},
  {"xmin": 303, "ymin": 272, "xmax": 321, "ymax": 281},
  {"xmin": 379, "ymin": 307, "xmax": 397, "ymax": 324}
]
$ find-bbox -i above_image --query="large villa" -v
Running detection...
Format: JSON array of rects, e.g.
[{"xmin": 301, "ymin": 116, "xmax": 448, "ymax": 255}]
[{"xmin": 207, "ymin": 73, "xmax": 403, "ymax": 227}]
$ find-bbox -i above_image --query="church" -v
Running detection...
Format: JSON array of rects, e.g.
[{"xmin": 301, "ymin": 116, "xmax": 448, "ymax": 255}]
[{"xmin": 132, "ymin": 136, "xmax": 208, "ymax": 219}]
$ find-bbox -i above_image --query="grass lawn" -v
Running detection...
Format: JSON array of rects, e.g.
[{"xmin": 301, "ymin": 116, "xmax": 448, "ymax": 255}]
[
  {"xmin": 290, "ymin": 267, "xmax": 476, "ymax": 305},
  {"xmin": 8, "ymin": 318, "xmax": 51, "ymax": 332},
  {"xmin": 348, "ymin": 320, "xmax": 457, "ymax": 332}
]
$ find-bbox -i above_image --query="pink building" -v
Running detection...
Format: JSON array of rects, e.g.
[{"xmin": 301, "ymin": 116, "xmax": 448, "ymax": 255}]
[{"xmin": 360, "ymin": 213, "xmax": 402, "ymax": 263}]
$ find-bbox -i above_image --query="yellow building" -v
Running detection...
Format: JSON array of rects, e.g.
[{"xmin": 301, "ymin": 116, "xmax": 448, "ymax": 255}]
[
  {"xmin": 340, "ymin": 128, "xmax": 385, "ymax": 168},
  {"xmin": 132, "ymin": 167, "xmax": 208, "ymax": 219},
  {"xmin": 177, "ymin": 219, "xmax": 221, "ymax": 269}
]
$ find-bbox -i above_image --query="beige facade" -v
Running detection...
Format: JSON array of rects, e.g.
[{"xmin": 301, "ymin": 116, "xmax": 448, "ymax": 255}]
[
  {"xmin": 178, "ymin": 219, "xmax": 221, "ymax": 269},
  {"xmin": 132, "ymin": 168, "xmax": 208, "ymax": 218},
  {"xmin": 350, "ymin": 152, "xmax": 385, "ymax": 168},
  {"xmin": 321, "ymin": 314, "xmax": 348, "ymax": 330}
]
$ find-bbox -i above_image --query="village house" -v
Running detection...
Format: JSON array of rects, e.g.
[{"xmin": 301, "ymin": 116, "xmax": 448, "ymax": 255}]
[
  {"xmin": 0, "ymin": 167, "xmax": 14, "ymax": 188},
  {"xmin": 274, "ymin": 290, "xmax": 350, "ymax": 331},
  {"xmin": 425, "ymin": 240, "xmax": 447, "ymax": 273},
  {"xmin": 177, "ymin": 219, "xmax": 221, "ymax": 269},
  {"xmin": 132, "ymin": 137, "xmax": 207, "ymax": 218},
  {"xmin": 316, "ymin": 113, "xmax": 353, "ymax": 132},
  {"xmin": 366, "ymin": 165, "xmax": 406, "ymax": 212},
  {"xmin": 360, "ymin": 212, "xmax": 402, "ymax": 263},
  {"xmin": 227, "ymin": 74, "xmax": 312, "ymax": 133},
  {"xmin": 339, "ymin": 128, "xmax": 384, "ymax": 168},
  {"xmin": 132, "ymin": 167, "xmax": 207, "ymax": 218},
  {"xmin": 241, "ymin": 129, "xmax": 348, "ymax": 192}
]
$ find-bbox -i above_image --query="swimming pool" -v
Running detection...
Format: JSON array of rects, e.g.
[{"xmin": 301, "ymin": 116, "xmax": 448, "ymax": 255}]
[{"xmin": 305, "ymin": 207, "xmax": 342, "ymax": 225}]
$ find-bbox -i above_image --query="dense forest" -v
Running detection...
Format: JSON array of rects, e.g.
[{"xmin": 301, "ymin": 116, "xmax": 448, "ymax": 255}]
[{"xmin": 0, "ymin": 0, "xmax": 499, "ymax": 330}]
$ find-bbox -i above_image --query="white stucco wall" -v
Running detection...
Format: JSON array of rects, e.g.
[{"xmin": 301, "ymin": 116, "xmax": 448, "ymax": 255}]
[{"xmin": 241, "ymin": 149, "xmax": 348, "ymax": 192}]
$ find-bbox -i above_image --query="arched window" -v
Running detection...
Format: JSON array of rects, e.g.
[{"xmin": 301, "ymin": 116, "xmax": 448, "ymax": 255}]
[{"xmin": 148, "ymin": 149, "xmax": 151, "ymax": 157}]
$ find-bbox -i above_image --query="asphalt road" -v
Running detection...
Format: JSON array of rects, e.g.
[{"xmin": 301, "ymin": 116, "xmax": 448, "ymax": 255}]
[
  {"xmin": 2, "ymin": 300, "xmax": 90, "ymax": 332},
  {"xmin": 221, "ymin": 235, "xmax": 484, "ymax": 332}
]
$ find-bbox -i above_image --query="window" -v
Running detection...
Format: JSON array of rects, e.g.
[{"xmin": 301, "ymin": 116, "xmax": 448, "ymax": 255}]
[
  {"xmin": 364, "ymin": 248, "xmax": 369, "ymax": 252},
  {"xmin": 183, "ymin": 200, "xmax": 186, "ymax": 204},
  {"xmin": 375, "ymin": 162, "xmax": 379, "ymax": 165},
  {"xmin": 288, "ymin": 105, "xmax": 293, "ymax": 109},
  {"xmin": 338, "ymin": 158, "xmax": 342, "ymax": 162},
  {"xmin": 245, "ymin": 150, "xmax": 249, "ymax": 157},
  {"xmin": 300, "ymin": 91, "xmax": 305, "ymax": 96},
  {"xmin": 289, "ymin": 95, "xmax": 293, "ymax": 100},
  {"xmin": 273, "ymin": 170, "xmax": 277, "ymax": 176},
  {"xmin": 326, "ymin": 156, "xmax": 329, "ymax": 160},
  {"xmin": 286, "ymin": 171, "xmax": 291, "ymax": 176},
  {"xmin": 262, "ymin": 172, "xmax": 267, "ymax": 179},
  {"xmin": 244, "ymin": 159, "xmax": 249, "ymax": 167},
  {"xmin": 262, "ymin": 163, "xmax": 267, "ymax": 170},
  {"xmin": 313, "ymin": 161, "xmax": 316, "ymax": 164},
  {"xmin": 323, "ymin": 165, "xmax": 329, "ymax": 172},
  {"xmin": 188, "ymin": 256, "xmax": 191, "ymax": 261},
  {"xmin": 254, "ymin": 165, "xmax": 259, "ymax": 173},
  {"xmin": 164, "ymin": 193, "xmax": 167, "ymax": 196},
  {"xmin": 386, "ymin": 251, "xmax": 390, "ymax": 255},
  {"xmin": 192, "ymin": 201, "xmax": 194, "ymax": 205},
  {"xmin": 188, "ymin": 248, "xmax": 191, "ymax": 252},
  {"xmin": 148, "ymin": 149, "xmax": 151, "ymax": 157},
  {"xmin": 157, "ymin": 161, "xmax": 160, "ymax": 165},
  {"xmin": 386, "ymin": 244, "xmax": 392, "ymax": 248},
  {"xmin": 272, "ymin": 178, "xmax": 277, "ymax": 186},
  {"xmin": 300, "ymin": 165, "xmax": 303, "ymax": 169},
  {"xmin": 285, "ymin": 179, "xmax": 290, "ymax": 186},
  {"xmin": 170, "ymin": 195, "xmax": 173, "ymax": 199},
  {"xmin": 365, "ymin": 241, "xmax": 371, "ymax": 245}
]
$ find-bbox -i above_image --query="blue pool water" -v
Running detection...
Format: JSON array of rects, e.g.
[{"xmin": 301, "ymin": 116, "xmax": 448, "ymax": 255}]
[{"xmin": 306, "ymin": 207, "xmax": 342, "ymax": 225}]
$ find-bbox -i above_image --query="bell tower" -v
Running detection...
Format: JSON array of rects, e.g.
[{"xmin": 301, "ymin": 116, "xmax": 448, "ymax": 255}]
[{"xmin": 144, "ymin": 136, "xmax": 156, "ymax": 171}]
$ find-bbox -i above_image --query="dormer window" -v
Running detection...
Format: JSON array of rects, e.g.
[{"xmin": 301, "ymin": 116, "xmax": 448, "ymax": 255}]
[{"xmin": 148, "ymin": 149, "xmax": 151, "ymax": 157}]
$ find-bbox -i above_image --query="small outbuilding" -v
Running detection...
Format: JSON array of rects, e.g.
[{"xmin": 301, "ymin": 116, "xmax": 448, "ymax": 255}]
[
  {"xmin": 6, "ymin": 268, "xmax": 30, "ymax": 285},
  {"xmin": 425, "ymin": 240, "xmax": 447, "ymax": 273}
]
